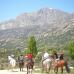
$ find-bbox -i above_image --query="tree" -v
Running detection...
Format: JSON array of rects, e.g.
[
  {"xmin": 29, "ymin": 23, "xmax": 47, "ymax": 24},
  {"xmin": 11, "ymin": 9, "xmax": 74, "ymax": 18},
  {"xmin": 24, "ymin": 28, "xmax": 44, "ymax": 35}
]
[
  {"xmin": 66, "ymin": 41, "xmax": 74, "ymax": 59},
  {"xmin": 28, "ymin": 36, "xmax": 38, "ymax": 57}
]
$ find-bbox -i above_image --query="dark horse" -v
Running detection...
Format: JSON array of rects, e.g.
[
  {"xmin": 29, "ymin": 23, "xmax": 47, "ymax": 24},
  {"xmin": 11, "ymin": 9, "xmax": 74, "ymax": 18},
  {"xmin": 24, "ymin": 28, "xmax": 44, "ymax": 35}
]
[
  {"xmin": 26, "ymin": 58, "xmax": 34, "ymax": 74},
  {"xmin": 18, "ymin": 55, "xmax": 24, "ymax": 71}
]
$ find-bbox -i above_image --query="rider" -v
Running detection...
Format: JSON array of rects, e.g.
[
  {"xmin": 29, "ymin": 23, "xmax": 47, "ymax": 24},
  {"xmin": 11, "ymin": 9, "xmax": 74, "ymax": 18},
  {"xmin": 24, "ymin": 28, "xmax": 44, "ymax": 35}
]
[
  {"xmin": 25, "ymin": 53, "xmax": 34, "ymax": 64},
  {"xmin": 59, "ymin": 51, "xmax": 64, "ymax": 60},
  {"xmin": 53, "ymin": 51, "xmax": 58, "ymax": 59},
  {"xmin": 52, "ymin": 50, "xmax": 60, "ymax": 62},
  {"xmin": 8, "ymin": 55, "xmax": 16, "ymax": 71},
  {"xmin": 25, "ymin": 53, "xmax": 34, "ymax": 69},
  {"xmin": 42, "ymin": 50, "xmax": 52, "ymax": 72},
  {"xmin": 18, "ymin": 54, "xmax": 24, "ymax": 71},
  {"xmin": 8, "ymin": 56, "xmax": 11, "ymax": 62},
  {"xmin": 8, "ymin": 54, "xmax": 14, "ymax": 63},
  {"xmin": 42, "ymin": 51, "xmax": 49, "ymax": 61}
]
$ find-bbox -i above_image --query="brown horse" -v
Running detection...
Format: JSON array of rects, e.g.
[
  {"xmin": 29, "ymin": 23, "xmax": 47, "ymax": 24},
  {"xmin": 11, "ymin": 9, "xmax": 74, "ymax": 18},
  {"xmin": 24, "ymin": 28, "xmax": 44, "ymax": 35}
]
[
  {"xmin": 53, "ymin": 59, "xmax": 70, "ymax": 74},
  {"xmin": 26, "ymin": 59, "xmax": 34, "ymax": 74},
  {"xmin": 51, "ymin": 51, "xmax": 70, "ymax": 74}
]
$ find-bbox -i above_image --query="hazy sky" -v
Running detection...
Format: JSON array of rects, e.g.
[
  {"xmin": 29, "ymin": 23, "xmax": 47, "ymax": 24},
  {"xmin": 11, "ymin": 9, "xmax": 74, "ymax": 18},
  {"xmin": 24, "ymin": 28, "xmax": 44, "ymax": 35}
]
[{"xmin": 0, "ymin": 0, "xmax": 74, "ymax": 22}]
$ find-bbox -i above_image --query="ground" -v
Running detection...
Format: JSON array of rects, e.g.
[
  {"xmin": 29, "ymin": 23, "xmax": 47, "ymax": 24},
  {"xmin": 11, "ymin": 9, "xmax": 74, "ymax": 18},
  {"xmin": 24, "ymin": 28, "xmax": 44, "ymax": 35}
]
[
  {"xmin": 0, "ymin": 68, "xmax": 74, "ymax": 74},
  {"xmin": 0, "ymin": 68, "xmax": 42, "ymax": 74}
]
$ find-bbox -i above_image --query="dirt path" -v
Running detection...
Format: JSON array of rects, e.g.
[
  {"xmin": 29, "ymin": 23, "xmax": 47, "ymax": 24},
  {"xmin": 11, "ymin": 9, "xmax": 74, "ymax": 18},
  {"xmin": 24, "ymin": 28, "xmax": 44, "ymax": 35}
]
[
  {"xmin": 0, "ymin": 68, "xmax": 42, "ymax": 74},
  {"xmin": 0, "ymin": 68, "xmax": 73, "ymax": 74},
  {"xmin": 0, "ymin": 69, "xmax": 26, "ymax": 74}
]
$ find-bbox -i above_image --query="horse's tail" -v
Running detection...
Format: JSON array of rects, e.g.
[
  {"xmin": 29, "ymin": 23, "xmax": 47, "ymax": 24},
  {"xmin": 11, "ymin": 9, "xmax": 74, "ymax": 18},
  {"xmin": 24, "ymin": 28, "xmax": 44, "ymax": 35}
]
[{"xmin": 64, "ymin": 61, "xmax": 70, "ymax": 73}]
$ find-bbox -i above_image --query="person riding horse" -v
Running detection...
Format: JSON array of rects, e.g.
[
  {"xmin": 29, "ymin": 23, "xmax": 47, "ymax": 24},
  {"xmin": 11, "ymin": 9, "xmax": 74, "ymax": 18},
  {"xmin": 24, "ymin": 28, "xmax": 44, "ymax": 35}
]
[
  {"xmin": 52, "ymin": 50, "xmax": 70, "ymax": 74},
  {"xmin": 25, "ymin": 53, "xmax": 34, "ymax": 74},
  {"xmin": 18, "ymin": 55, "xmax": 24, "ymax": 71},
  {"xmin": 59, "ymin": 51, "xmax": 64, "ymax": 60},
  {"xmin": 42, "ymin": 51, "xmax": 49, "ymax": 61},
  {"xmin": 42, "ymin": 51, "xmax": 52, "ymax": 73},
  {"xmin": 25, "ymin": 53, "xmax": 34, "ymax": 69},
  {"xmin": 8, "ymin": 55, "xmax": 16, "ymax": 71},
  {"xmin": 52, "ymin": 50, "xmax": 59, "ymax": 60}
]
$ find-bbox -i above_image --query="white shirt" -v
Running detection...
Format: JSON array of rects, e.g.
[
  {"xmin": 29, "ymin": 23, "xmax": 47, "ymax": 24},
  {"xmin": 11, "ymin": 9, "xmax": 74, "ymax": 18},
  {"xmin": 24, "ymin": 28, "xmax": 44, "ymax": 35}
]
[
  {"xmin": 43, "ymin": 52, "xmax": 49, "ymax": 59},
  {"xmin": 8, "ymin": 56, "xmax": 12, "ymax": 61}
]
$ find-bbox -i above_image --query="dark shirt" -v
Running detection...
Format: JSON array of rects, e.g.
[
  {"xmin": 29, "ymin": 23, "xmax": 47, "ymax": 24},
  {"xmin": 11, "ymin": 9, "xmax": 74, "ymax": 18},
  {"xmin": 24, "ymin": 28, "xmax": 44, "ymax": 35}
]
[
  {"xmin": 59, "ymin": 54, "xmax": 64, "ymax": 60},
  {"xmin": 54, "ymin": 53, "xmax": 58, "ymax": 59},
  {"xmin": 18, "ymin": 55, "xmax": 24, "ymax": 63}
]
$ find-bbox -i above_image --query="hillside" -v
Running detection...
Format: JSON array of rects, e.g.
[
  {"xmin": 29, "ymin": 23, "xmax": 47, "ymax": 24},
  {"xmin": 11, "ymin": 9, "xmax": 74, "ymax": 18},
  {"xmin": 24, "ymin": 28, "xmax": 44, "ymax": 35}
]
[{"xmin": 0, "ymin": 8, "xmax": 74, "ymax": 49}]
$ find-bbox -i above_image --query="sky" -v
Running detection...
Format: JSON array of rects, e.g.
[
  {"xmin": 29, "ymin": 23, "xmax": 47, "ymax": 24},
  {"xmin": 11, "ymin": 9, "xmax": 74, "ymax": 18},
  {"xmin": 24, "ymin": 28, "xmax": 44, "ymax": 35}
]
[{"xmin": 0, "ymin": 0, "xmax": 74, "ymax": 22}]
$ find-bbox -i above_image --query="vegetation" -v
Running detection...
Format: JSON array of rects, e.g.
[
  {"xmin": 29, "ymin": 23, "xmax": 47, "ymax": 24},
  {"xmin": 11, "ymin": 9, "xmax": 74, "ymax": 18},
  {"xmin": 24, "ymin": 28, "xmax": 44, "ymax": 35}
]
[
  {"xmin": 0, "ymin": 36, "xmax": 74, "ymax": 70},
  {"xmin": 28, "ymin": 36, "xmax": 38, "ymax": 58},
  {"xmin": 66, "ymin": 41, "xmax": 74, "ymax": 59}
]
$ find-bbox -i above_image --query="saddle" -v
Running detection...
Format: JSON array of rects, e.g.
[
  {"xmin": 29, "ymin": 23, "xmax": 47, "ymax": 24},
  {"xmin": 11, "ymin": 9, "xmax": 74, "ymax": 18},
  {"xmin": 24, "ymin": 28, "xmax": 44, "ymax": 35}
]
[
  {"xmin": 26, "ymin": 58, "xmax": 34, "ymax": 65},
  {"xmin": 42, "ymin": 56, "xmax": 50, "ymax": 62}
]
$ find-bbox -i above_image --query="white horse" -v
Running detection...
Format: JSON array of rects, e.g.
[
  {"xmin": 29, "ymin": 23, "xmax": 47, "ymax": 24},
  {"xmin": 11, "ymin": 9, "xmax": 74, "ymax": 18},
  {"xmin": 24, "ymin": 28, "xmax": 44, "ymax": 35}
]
[
  {"xmin": 42, "ymin": 52, "xmax": 52, "ymax": 73},
  {"xmin": 8, "ymin": 56, "xmax": 16, "ymax": 71}
]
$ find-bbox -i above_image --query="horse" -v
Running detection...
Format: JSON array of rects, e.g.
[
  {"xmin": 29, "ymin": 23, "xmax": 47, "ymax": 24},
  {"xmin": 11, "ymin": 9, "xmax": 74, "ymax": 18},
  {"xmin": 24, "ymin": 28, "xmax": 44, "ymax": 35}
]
[
  {"xmin": 8, "ymin": 56, "xmax": 16, "ymax": 71},
  {"xmin": 25, "ymin": 58, "xmax": 34, "ymax": 74},
  {"xmin": 18, "ymin": 55, "xmax": 24, "ymax": 71},
  {"xmin": 52, "ymin": 58, "xmax": 70, "ymax": 74},
  {"xmin": 41, "ymin": 53, "xmax": 52, "ymax": 74}
]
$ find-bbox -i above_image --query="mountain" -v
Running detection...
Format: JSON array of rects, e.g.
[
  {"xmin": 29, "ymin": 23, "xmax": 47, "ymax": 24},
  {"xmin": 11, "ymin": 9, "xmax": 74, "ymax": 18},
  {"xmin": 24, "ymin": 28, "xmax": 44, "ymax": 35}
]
[{"xmin": 0, "ymin": 8, "xmax": 74, "ymax": 50}]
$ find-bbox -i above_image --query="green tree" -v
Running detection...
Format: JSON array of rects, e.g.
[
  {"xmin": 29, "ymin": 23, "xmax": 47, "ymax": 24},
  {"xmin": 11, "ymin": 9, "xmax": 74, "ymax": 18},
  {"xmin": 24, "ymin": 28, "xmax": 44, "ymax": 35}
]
[
  {"xmin": 13, "ymin": 49, "xmax": 21, "ymax": 57},
  {"xmin": 28, "ymin": 36, "xmax": 38, "ymax": 58},
  {"xmin": 66, "ymin": 41, "xmax": 74, "ymax": 59}
]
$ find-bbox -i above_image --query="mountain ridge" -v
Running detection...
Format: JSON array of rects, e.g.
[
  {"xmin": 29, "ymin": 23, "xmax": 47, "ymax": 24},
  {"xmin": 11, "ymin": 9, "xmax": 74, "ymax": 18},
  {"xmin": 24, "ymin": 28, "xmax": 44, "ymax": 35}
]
[
  {"xmin": 0, "ymin": 8, "xmax": 74, "ymax": 49},
  {"xmin": 0, "ymin": 8, "xmax": 73, "ymax": 30}
]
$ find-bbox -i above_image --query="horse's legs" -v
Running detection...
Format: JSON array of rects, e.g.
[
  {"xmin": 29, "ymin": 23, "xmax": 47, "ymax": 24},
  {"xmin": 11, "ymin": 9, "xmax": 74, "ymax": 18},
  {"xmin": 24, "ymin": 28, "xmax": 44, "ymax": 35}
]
[
  {"xmin": 19, "ymin": 63, "xmax": 24, "ymax": 71},
  {"xmin": 48, "ymin": 67, "xmax": 51, "ymax": 74},
  {"xmin": 64, "ymin": 61, "xmax": 70, "ymax": 73},
  {"xmin": 12, "ymin": 66, "xmax": 15, "ymax": 72},
  {"xmin": 10, "ymin": 64, "xmax": 13, "ymax": 71},
  {"xmin": 61, "ymin": 67, "xmax": 63, "ymax": 74},
  {"xmin": 45, "ymin": 64, "xmax": 47, "ymax": 73},
  {"xmin": 8, "ymin": 64, "xmax": 10, "ymax": 71},
  {"xmin": 22, "ymin": 62, "xmax": 24, "ymax": 71},
  {"xmin": 48, "ymin": 62, "xmax": 52, "ymax": 74},
  {"xmin": 46, "ymin": 64, "xmax": 49, "ymax": 74},
  {"xmin": 54, "ymin": 67, "xmax": 58, "ymax": 74},
  {"xmin": 29, "ymin": 69, "xmax": 32, "ymax": 74},
  {"xmin": 42, "ymin": 63, "xmax": 44, "ymax": 74},
  {"xmin": 21, "ymin": 66, "xmax": 23, "ymax": 71},
  {"xmin": 20, "ymin": 67, "xmax": 21, "ymax": 71},
  {"xmin": 19, "ymin": 63, "xmax": 21, "ymax": 71},
  {"xmin": 27, "ymin": 66, "xmax": 29, "ymax": 74}
]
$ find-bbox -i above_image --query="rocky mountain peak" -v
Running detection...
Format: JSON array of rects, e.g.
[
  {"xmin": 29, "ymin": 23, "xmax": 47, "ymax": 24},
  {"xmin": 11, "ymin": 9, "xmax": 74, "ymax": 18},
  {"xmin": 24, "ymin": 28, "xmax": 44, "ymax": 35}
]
[{"xmin": 0, "ymin": 8, "xmax": 74, "ymax": 49}]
